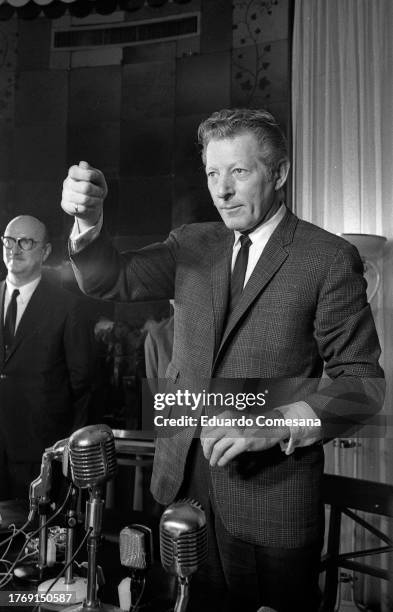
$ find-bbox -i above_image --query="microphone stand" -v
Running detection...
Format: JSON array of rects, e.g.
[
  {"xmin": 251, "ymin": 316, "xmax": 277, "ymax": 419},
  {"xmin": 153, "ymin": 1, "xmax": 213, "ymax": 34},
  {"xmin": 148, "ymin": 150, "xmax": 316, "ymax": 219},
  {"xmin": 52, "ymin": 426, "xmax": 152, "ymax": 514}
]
[
  {"xmin": 14, "ymin": 491, "xmax": 61, "ymax": 583},
  {"xmin": 85, "ymin": 486, "xmax": 102, "ymax": 609},
  {"xmin": 174, "ymin": 577, "xmax": 190, "ymax": 612},
  {"xmin": 37, "ymin": 501, "xmax": 56, "ymax": 576},
  {"xmin": 65, "ymin": 485, "xmax": 120, "ymax": 612},
  {"xmin": 64, "ymin": 489, "xmax": 80, "ymax": 584},
  {"xmin": 38, "ymin": 485, "xmax": 87, "ymax": 602}
]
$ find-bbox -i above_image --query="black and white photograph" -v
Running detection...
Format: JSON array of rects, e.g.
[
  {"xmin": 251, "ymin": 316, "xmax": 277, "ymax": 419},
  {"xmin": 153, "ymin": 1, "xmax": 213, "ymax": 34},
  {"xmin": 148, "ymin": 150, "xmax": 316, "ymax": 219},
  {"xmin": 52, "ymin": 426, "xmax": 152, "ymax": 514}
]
[{"xmin": 0, "ymin": 1, "xmax": 391, "ymax": 611}]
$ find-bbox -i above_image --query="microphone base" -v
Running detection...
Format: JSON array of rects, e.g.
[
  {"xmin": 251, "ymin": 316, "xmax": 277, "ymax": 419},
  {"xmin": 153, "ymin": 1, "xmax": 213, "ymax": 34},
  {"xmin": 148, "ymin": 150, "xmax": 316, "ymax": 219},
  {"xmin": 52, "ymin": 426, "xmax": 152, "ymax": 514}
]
[
  {"xmin": 38, "ymin": 576, "xmax": 88, "ymax": 604},
  {"xmin": 64, "ymin": 604, "xmax": 122, "ymax": 612},
  {"xmin": 13, "ymin": 562, "xmax": 63, "ymax": 584}
]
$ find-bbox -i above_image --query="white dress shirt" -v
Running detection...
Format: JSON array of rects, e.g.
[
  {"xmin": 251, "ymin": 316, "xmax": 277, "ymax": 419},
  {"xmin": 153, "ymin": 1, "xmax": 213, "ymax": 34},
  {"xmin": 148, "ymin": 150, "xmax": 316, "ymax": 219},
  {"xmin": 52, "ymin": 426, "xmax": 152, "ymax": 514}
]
[
  {"xmin": 231, "ymin": 204, "xmax": 286, "ymax": 281},
  {"xmin": 70, "ymin": 215, "xmax": 103, "ymax": 254},
  {"xmin": 3, "ymin": 276, "xmax": 41, "ymax": 332}
]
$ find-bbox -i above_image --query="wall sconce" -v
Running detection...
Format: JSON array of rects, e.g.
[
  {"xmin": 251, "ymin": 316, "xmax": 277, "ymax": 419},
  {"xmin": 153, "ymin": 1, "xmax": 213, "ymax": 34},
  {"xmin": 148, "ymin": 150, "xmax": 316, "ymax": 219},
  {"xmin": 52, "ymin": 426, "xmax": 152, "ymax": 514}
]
[{"xmin": 339, "ymin": 233, "xmax": 386, "ymax": 303}]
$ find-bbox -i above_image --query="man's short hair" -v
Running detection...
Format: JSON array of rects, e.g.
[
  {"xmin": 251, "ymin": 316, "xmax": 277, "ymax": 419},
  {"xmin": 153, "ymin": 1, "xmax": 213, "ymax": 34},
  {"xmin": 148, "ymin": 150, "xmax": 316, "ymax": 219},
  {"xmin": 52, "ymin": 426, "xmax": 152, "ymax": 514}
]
[{"xmin": 198, "ymin": 108, "xmax": 289, "ymax": 176}]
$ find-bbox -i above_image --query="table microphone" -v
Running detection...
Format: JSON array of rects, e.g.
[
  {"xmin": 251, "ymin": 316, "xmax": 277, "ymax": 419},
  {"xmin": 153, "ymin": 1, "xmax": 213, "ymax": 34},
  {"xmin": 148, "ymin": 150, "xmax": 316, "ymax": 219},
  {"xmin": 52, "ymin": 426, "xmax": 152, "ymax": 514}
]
[
  {"xmin": 14, "ymin": 437, "xmax": 69, "ymax": 583},
  {"xmin": 28, "ymin": 437, "xmax": 69, "ymax": 516},
  {"xmin": 64, "ymin": 424, "xmax": 120, "ymax": 612},
  {"xmin": 118, "ymin": 525, "xmax": 153, "ymax": 611},
  {"xmin": 68, "ymin": 424, "xmax": 117, "ymax": 489},
  {"xmin": 160, "ymin": 499, "xmax": 208, "ymax": 612}
]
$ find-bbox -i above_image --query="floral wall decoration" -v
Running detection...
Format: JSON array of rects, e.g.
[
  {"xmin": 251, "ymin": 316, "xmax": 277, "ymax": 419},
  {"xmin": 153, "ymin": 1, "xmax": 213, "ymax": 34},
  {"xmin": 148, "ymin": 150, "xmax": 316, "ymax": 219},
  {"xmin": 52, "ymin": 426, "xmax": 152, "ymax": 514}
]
[{"xmin": 232, "ymin": 0, "xmax": 288, "ymax": 110}]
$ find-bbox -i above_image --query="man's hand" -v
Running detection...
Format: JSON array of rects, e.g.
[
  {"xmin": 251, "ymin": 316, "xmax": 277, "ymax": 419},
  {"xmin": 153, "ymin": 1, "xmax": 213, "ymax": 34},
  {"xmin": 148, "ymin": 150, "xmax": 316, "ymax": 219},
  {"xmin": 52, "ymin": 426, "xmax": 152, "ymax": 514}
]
[
  {"xmin": 61, "ymin": 161, "xmax": 108, "ymax": 232},
  {"xmin": 200, "ymin": 410, "xmax": 290, "ymax": 467}
]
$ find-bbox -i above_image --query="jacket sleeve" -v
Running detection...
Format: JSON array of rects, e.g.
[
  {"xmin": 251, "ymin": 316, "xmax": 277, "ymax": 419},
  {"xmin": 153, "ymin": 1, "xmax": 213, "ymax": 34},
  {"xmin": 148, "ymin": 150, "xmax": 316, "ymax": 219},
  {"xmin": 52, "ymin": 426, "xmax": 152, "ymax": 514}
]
[
  {"xmin": 306, "ymin": 242, "xmax": 385, "ymax": 438},
  {"xmin": 70, "ymin": 227, "xmax": 183, "ymax": 303}
]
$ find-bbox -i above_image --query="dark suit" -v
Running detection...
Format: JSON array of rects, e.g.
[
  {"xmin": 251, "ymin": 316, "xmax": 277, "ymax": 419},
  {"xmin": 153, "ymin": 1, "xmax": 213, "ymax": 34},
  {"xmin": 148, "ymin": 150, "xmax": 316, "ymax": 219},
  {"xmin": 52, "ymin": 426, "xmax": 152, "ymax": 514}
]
[
  {"xmin": 71, "ymin": 208, "xmax": 384, "ymax": 608},
  {"xmin": 0, "ymin": 275, "xmax": 94, "ymax": 499}
]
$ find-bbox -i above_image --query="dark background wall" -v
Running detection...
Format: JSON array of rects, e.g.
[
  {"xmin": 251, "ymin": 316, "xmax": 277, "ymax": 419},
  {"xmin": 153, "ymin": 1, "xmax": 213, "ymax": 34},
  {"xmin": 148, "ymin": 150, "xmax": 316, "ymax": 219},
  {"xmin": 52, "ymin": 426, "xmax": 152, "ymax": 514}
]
[
  {"xmin": 0, "ymin": 0, "xmax": 289, "ymax": 318},
  {"xmin": 0, "ymin": 0, "xmax": 290, "ymax": 425}
]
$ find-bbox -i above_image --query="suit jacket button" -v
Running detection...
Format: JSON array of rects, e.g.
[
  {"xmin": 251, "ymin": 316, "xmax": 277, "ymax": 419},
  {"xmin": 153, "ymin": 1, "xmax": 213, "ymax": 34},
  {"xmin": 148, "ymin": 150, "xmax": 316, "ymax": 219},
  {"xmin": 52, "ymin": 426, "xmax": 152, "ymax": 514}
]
[{"xmin": 0, "ymin": 374, "xmax": 6, "ymax": 380}]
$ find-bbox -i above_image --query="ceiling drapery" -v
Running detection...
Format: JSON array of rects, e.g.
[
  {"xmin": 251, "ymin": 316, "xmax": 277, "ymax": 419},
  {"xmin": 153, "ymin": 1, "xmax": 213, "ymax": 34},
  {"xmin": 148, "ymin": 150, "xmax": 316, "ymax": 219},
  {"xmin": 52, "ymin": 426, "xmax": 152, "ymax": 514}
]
[{"xmin": 0, "ymin": 0, "xmax": 192, "ymax": 20}]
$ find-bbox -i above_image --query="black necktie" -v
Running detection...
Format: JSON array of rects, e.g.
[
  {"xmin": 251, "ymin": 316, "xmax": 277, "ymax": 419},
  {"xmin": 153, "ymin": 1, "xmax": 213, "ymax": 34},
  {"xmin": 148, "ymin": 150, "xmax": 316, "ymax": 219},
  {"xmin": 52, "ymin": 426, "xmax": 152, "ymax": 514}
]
[
  {"xmin": 4, "ymin": 288, "xmax": 19, "ymax": 351},
  {"xmin": 228, "ymin": 234, "xmax": 252, "ymax": 313}
]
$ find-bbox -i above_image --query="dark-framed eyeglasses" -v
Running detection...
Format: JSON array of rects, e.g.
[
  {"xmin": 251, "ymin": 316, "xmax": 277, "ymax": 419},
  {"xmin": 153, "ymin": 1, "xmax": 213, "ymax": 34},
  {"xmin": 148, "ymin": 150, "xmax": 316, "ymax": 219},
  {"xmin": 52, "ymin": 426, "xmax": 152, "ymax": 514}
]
[{"xmin": 1, "ymin": 235, "xmax": 44, "ymax": 252}]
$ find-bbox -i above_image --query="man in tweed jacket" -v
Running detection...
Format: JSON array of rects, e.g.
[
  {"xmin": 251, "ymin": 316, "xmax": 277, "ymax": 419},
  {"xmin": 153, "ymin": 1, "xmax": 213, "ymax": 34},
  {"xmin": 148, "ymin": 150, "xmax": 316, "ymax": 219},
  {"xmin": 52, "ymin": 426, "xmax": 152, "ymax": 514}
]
[{"xmin": 61, "ymin": 109, "xmax": 384, "ymax": 612}]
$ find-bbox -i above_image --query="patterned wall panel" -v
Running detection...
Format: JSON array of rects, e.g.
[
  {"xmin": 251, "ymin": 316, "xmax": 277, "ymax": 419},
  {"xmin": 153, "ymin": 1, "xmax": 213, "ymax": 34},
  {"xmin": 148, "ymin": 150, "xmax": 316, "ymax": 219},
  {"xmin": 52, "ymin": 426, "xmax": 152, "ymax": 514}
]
[{"xmin": 232, "ymin": 0, "xmax": 289, "ymax": 120}]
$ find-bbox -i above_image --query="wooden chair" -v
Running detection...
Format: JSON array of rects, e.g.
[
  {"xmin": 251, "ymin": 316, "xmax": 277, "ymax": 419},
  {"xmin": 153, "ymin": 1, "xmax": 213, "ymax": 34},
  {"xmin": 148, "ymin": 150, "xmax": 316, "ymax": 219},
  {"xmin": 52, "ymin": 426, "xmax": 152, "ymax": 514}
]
[{"xmin": 320, "ymin": 473, "xmax": 393, "ymax": 611}]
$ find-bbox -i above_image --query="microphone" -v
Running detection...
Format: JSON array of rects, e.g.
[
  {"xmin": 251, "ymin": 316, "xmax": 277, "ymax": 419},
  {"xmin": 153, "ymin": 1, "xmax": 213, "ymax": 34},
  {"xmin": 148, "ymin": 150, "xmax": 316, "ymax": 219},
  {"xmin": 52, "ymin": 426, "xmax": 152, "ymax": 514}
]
[
  {"xmin": 160, "ymin": 499, "xmax": 208, "ymax": 612},
  {"xmin": 64, "ymin": 424, "xmax": 120, "ymax": 612},
  {"xmin": 29, "ymin": 452, "xmax": 53, "ymax": 513},
  {"xmin": 14, "ymin": 437, "xmax": 70, "ymax": 584},
  {"xmin": 29, "ymin": 437, "xmax": 70, "ymax": 515},
  {"xmin": 46, "ymin": 437, "xmax": 70, "ymax": 478},
  {"xmin": 118, "ymin": 525, "xmax": 153, "ymax": 611},
  {"xmin": 68, "ymin": 424, "xmax": 117, "ymax": 490}
]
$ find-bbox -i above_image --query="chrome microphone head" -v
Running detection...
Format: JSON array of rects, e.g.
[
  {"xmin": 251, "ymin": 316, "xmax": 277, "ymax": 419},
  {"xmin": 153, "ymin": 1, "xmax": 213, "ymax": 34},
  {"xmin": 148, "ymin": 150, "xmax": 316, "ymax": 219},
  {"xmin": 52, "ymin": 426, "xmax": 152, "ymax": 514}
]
[
  {"xmin": 160, "ymin": 499, "xmax": 208, "ymax": 578},
  {"xmin": 119, "ymin": 525, "xmax": 153, "ymax": 571},
  {"xmin": 68, "ymin": 424, "xmax": 117, "ymax": 488}
]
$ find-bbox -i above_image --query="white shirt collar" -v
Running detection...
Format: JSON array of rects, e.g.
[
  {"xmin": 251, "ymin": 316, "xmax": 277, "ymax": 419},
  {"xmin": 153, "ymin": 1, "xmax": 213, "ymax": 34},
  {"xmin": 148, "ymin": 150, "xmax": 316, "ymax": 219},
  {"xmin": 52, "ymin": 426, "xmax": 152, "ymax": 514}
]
[
  {"xmin": 233, "ymin": 203, "xmax": 286, "ymax": 247},
  {"xmin": 6, "ymin": 276, "xmax": 41, "ymax": 304}
]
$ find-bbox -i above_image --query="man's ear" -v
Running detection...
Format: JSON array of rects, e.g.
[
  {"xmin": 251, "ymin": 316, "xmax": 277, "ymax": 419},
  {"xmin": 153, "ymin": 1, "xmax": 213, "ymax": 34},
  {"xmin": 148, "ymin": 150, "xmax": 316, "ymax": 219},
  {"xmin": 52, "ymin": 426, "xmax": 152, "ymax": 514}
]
[
  {"xmin": 42, "ymin": 242, "xmax": 52, "ymax": 263},
  {"xmin": 274, "ymin": 160, "xmax": 290, "ymax": 191}
]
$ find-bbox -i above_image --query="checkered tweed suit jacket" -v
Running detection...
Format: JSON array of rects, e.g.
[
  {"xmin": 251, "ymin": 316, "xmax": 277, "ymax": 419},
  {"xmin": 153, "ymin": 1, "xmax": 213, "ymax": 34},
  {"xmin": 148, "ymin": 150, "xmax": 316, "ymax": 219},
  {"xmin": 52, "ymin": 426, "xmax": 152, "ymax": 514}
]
[{"xmin": 72, "ymin": 208, "xmax": 384, "ymax": 548}]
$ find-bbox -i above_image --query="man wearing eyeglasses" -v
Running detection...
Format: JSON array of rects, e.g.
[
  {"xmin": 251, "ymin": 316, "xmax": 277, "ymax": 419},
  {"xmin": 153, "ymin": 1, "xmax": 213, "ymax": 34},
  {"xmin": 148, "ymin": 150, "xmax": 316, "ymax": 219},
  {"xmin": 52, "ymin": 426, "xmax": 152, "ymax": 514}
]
[{"xmin": 0, "ymin": 215, "xmax": 94, "ymax": 500}]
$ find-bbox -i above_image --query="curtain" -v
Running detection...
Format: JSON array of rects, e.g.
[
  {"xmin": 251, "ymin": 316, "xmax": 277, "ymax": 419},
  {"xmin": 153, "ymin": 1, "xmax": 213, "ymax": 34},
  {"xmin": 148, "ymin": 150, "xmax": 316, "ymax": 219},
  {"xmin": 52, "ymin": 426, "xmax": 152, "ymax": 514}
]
[
  {"xmin": 292, "ymin": 0, "xmax": 393, "ymax": 234},
  {"xmin": 292, "ymin": 2, "xmax": 393, "ymax": 610}
]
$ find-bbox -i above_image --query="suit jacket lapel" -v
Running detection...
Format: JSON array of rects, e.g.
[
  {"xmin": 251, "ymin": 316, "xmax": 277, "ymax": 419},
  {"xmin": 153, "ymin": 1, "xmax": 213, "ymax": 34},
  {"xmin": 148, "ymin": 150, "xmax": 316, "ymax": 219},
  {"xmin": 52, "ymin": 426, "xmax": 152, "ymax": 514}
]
[
  {"xmin": 213, "ymin": 209, "xmax": 298, "ymax": 370},
  {"xmin": 4, "ymin": 278, "xmax": 47, "ymax": 363},
  {"xmin": 210, "ymin": 227, "xmax": 233, "ymax": 359}
]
